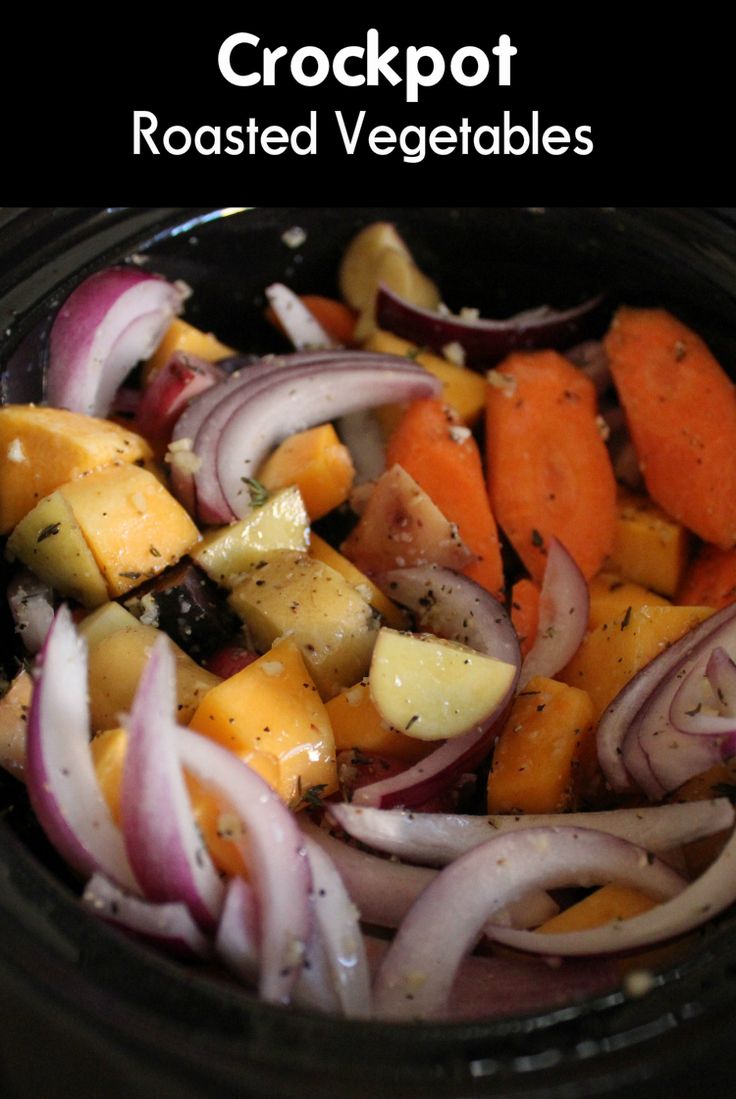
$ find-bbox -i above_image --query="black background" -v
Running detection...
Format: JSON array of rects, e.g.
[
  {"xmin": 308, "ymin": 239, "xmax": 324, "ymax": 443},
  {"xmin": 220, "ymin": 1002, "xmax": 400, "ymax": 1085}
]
[{"xmin": 2, "ymin": 10, "xmax": 725, "ymax": 207}]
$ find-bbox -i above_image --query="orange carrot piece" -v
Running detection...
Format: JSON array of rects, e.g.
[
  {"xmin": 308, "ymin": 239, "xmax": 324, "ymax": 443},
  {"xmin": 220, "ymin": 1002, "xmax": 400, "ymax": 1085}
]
[
  {"xmin": 605, "ymin": 307, "xmax": 736, "ymax": 549},
  {"xmin": 509, "ymin": 578, "xmax": 540, "ymax": 658},
  {"xmin": 678, "ymin": 543, "xmax": 736, "ymax": 609},
  {"xmin": 386, "ymin": 397, "xmax": 504, "ymax": 599},
  {"xmin": 485, "ymin": 350, "xmax": 617, "ymax": 583},
  {"xmin": 266, "ymin": 295, "xmax": 358, "ymax": 346}
]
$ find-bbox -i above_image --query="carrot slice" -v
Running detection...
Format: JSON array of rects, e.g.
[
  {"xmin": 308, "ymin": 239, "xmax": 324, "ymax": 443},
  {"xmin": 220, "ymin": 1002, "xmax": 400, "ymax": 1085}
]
[
  {"xmin": 386, "ymin": 397, "xmax": 504, "ymax": 598},
  {"xmin": 678, "ymin": 543, "xmax": 736, "ymax": 609},
  {"xmin": 485, "ymin": 350, "xmax": 617, "ymax": 583},
  {"xmin": 605, "ymin": 306, "xmax": 736, "ymax": 549}
]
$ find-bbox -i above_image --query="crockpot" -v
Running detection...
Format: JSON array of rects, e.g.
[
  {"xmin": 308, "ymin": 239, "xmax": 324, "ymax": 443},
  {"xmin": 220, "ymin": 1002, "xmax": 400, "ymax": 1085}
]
[{"xmin": 2, "ymin": 207, "xmax": 736, "ymax": 1099}]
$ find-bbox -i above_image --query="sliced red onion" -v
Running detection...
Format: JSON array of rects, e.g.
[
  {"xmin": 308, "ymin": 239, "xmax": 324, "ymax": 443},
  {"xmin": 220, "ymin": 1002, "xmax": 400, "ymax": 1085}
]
[
  {"xmin": 670, "ymin": 646, "xmax": 736, "ymax": 735},
  {"xmin": 625, "ymin": 608, "xmax": 736, "ymax": 797},
  {"xmin": 487, "ymin": 817, "xmax": 736, "ymax": 960},
  {"xmin": 597, "ymin": 603, "xmax": 736, "ymax": 794},
  {"xmin": 372, "ymin": 826, "xmax": 686, "ymax": 1019},
  {"xmin": 121, "ymin": 637, "xmax": 224, "ymax": 929},
  {"xmin": 25, "ymin": 606, "xmax": 138, "ymax": 891},
  {"xmin": 266, "ymin": 283, "xmax": 336, "ymax": 351},
  {"xmin": 177, "ymin": 729, "xmax": 312, "ymax": 1005},
  {"xmin": 518, "ymin": 539, "xmax": 589, "ymax": 690},
  {"xmin": 706, "ymin": 646, "xmax": 736, "ymax": 714},
  {"xmin": 135, "ymin": 351, "xmax": 225, "ymax": 450},
  {"xmin": 301, "ymin": 820, "xmax": 556, "ymax": 932},
  {"xmin": 47, "ymin": 267, "xmax": 189, "ymax": 416},
  {"xmin": 171, "ymin": 351, "xmax": 438, "ymax": 524},
  {"xmin": 379, "ymin": 566, "xmax": 521, "ymax": 668},
  {"xmin": 364, "ymin": 937, "xmax": 620, "ymax": 1022},
  {"xmin": 301, "ymin": 836, "xmax": 371, "ymax": 1018},
  {"xmin": 350, "ymin": 723, "xmax": 498, "ymax": 811},
  {"xmin": 337, "ymin": 410, "xmax": 386, "ymax": 483},
  {"xmin": 215, "ymin": 863, "xmax": 343, "ymax": 1016},
  {"xmin": 215, "ymin": 357, "xmax": 442, "ymax": 522},
  {"xmin": 83, "ymin": 872, "xmax": 211, "ymax": 958},
  {"xmin": 375, "ymin": 284, "xmax": 604, "ymax": 368},
  {"xmin": 7, "ymin": 570, "xmax": 55, "ymax": 654},
  {"xmin": 330, "ymin": 799, "xmax": 735, "ymax": 867},
  {"xmin": 214, "ymin": 876, "xmax": 260, "ymax": 986}
]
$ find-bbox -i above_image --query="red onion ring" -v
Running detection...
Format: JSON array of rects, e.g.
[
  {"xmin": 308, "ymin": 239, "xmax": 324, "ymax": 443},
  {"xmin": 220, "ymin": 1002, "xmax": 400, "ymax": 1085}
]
[
  {"xmin": 378, "ymin": 565, "xmax": 520, "ymax": 668},
  {"xmin": 329, "ymin": 799, "xmax": 735, "ymax": 867},
  {"xmin": 373, "ymin": 826, "xmax": 686, "ymax": 1019},
  {"xmin": 670, "ymin": 646, "xmax": 736, "ymax": 735},
  {"xmin": 488, "ymin": 814, "xmax": 736, "ymax": 960},
  {"xmin": 25, "ymin": 606, "xmax": 139, "ymax": 892},
  {"xmin": 177, "ymin": 729, "xmax": 312, "ymax": 1005},
  {"xmin": 266, "ymin": 283, "xmax": 336, "ymax": 351},
  {"xmin": 120, "ymin": 637, "xmax": 224, "ymax": 929},
  {"xmin": 301, "ymin": 820, "xmax": 557, "ymax": 932},
  {"xmin": 47, "ymin": 267, "xmax": 188, "ymax": 416},
  {"xmin": 597, "ymin": 603, "xmax": 736, "ymax": 794},
  {"xmin": 375, "ymin": 284, "xmax": 605, "ymax": 368},
  {"xmin": 82, "ymin": 872, "xmax": 211, "ymax": 958},
  {"xmin": 301, "ymin": 836, "xmax": 371, "ymax": 1018},
  {"xmin": 214, "ymin": 358, "xmax": 442, "ymax": 522},
  {"xmin": 518, "ymin": 539, "xmax": 589, "ymax": 690}
]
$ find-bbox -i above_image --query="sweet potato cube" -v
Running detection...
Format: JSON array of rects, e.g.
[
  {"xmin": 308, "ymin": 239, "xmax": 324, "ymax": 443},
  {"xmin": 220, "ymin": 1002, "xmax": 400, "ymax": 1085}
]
[
  {"xmin": 143, "ymin": 317, "xmax": 234, "ymax": 384},
  {"xmin": 57, "ymin": 464, "xmax": 199, "ymax": 597},
  {"xmin": 0, "ymin": 404, "xmax": 152, "ymax": 533},
  {"xmin": 257, "ymin": 423, "xmax": 355, "ymax": 520},
  {"xmin": 189, "ymin": 637, "xmax": 337, "ymax": 806},
  {"xmin": 560, "ymin": 604, "xmax": 713, "ymax": 722},
  {"xmin": 607, "ymin": 488, "xmax": 690, "ymax": 596},
  {"xmin": 486, "ymin": 676, "xmax": 596, "ymax": 814}
]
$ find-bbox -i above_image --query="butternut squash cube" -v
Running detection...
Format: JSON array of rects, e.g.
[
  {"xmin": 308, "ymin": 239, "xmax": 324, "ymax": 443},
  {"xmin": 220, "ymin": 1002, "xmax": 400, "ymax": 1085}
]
[
  {"xmin": 364, "ymin": 330, "xmax": 487, "ymax": 429},
  {"xmin": 143, "ymin": 317, "xmax": 234, "ymax": 384},
  {"xmin": 560, "ymin": 604, "xmax": 713, "ymax": 722},
  {"xmin": 0, "ymin": 404, "xmax": 152, "ymax": 533},
  {"xmin": 538, "ymin": 884, "xmax": 658, "ymax": 934},
  {"xmin": 189, "ymin": 637, "xmax": 337, "ymax": 806},
  {"xmin": 607, "ymin": 488, "xmax": 691, "ymax": 596},
  {"xmin": 257, "ymin": 424, "xmax": 355, "ymax": 520},
  {"xmin": 56, "ymin": 464, "xmax": 200, "ymax": 597},
  {"xmin": 228, "ymin": 552, "xmax": 377, "ymax": 699},
  {"xmin": 191, "ymin": 486, "xmax": 309, "ymax": 588},
  {"xmin": 326, "ymin": 680, "xmax": 438, "ymax": 764},
  {"xmin": 486, "ymin": 676, "xmax": 596, "ymax": 814},
  {"xmin": 588, "ymin": 572, "xmax": 670, "ymax": 630}
]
